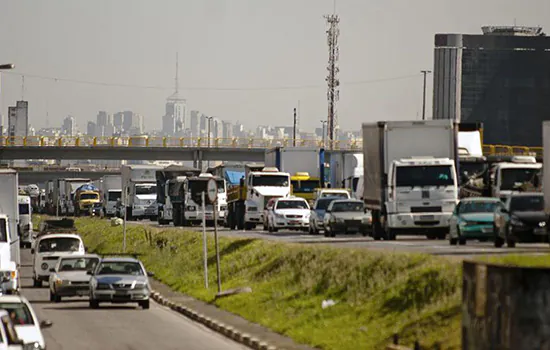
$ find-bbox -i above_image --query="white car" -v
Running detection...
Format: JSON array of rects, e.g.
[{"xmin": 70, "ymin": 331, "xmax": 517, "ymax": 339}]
[
  {"xmin": 266, "ymin": 197, "xmax": 310, "ymax": 232},
  {"xmin": 0, "ymin": 295, "xmax": 53, "ymax": 349},
  {"xmin": 32, "ymin": 234, "xmax": 86, "ymax": 287}
]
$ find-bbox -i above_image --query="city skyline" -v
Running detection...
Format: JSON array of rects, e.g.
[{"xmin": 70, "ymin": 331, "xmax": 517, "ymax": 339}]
[{"xmin": 1, "ymin": 0, "xmax": 550, "ymax": 132}]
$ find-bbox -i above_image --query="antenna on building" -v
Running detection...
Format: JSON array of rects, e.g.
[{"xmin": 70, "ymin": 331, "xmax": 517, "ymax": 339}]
[
  {"xmin": 324, "ymin": 6, "xmax": 340, "ymax": 150},
  {"xmin": 175, "ymin": 52, "xmax": 179, "ymax": 94}
]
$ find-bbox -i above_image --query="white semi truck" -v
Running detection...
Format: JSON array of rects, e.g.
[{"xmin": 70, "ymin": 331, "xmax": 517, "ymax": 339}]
[
  {"xmin": 121, "ymin": 165, "xmax": 163, "ymax": 220},
  {"xmin": 362, "ymin": 120, "xmax": 459, "ymax": 240},
  {"xmin": 101, "ymin": 175, "xmax": 122, "ymax": 217},
  {"xmin": 0, "ymin": 169, "xmax": 20, "ymax": 294},
  {"xmin": 178, "ymin": 174, "xmax": 227, "ymax": 226}
]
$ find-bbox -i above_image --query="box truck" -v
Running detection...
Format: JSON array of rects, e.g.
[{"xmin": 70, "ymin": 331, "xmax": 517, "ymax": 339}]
[
  {"xmin": 0, "ymin": 169, "xmax": 20, "ymax": 294},
  {"xmin": 101, "ymin": 175, "xmax": 122, "ymax": 217},
  {"xmin": 121, "ymin": 165, "xmax": 163, "ymax": 220}
]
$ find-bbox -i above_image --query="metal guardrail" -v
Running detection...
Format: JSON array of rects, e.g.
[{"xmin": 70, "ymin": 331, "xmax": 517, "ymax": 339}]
[{"xmin": 0, "ymin": 135, "xmax": 543, "ymax": 156}]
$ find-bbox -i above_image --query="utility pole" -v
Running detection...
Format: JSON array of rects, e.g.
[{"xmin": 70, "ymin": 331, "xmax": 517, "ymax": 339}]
[
  {"xmin": 324, "ymin": 12, "xmax": 340, "ymax": 149},
  {"xmin": 293, "ymin": 108, "xmax": 297, "ymax": 147},
  {"xmin": 421, "ymin": 70, "xmax": 432, "ymax": 120}
]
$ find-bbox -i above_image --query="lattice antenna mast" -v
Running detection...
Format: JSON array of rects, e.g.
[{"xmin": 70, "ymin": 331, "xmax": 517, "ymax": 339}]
[{"xmin": 324, "ymin": 13, "xmax": 340, "ymax": 149}]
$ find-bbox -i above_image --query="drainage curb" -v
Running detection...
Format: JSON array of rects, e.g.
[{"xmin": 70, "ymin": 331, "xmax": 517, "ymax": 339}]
[{"xmin": 150, "ymin": 290, "xmax": 279, "ymax": 350}]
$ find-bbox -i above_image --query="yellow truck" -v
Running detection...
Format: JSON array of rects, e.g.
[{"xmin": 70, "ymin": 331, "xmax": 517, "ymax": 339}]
[
  {"xmin": 290, "ymin": 172, "xmax": 322, "ymax": 204},
  {"xmin": 74, "ymin": 184, "xmax": 101, "ymax": 216}
]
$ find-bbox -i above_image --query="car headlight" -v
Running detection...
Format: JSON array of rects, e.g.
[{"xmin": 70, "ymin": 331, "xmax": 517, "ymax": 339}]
[
  {"xmin": 187, "ymin": 206, "xmax": 196, "ymax": 211},
  {"xmin": 23, "ymin": 342, "xmax": 41, "ymax": 350},
  {"xmin": 96, "ymin": 283, "xmax": 111, "ymax": 290},
  {"xmin": 510, "ymin": 216, "xmax": 524, "ymax": 227},
  {"xmin": 134, "ymin": 282, "xmax": 147, "ymax": 289}
]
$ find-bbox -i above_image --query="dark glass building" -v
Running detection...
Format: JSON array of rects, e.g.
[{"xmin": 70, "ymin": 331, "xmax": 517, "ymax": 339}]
[{"xmin": 433, "ymin": 26, "xmax": 550, "ymax": 147}]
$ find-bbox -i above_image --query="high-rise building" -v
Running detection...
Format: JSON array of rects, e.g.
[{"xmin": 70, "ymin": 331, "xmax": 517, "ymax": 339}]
[
  {"xmin": 87, "ymin": 121, "xmax": 97, "ymax": 136},
  {"xmin": 122, "ymin": 111, "xmax": 133, "ymax": 132},
  {"xmin": 190, "ymin": 110, "xmax": 200, "ymax": 138},
  {"xmin": 8, "ymin": 101, "xmax": 28, "ymax": 138},
  {"xmin": 113, "ymin": 112, "xmax": 124, "ymax": 133},
  {"xmin": 433, "ymin": 25, "xmax": 550, "ymax": 146},
  {"xmin": 222, "ymin": 120, "xmax": 233, "ymax": 140},
  {"xmin": 62, "ymin": 115, "xmax": 76, "ymax": 136}
]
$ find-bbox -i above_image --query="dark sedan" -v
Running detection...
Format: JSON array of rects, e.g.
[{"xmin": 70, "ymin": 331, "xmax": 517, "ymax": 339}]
[{"xmin": 494, "ymin": 192, "xmax": 549, "ymax": 248}]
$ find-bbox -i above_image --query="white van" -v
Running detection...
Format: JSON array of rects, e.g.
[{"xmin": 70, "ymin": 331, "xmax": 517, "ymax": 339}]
[
  {"xmin": 17, "ymin": 196, "xmax": 32, "ymax": 248},
  {"xmin": 31, "ymin": 234, "xmax": 85, "ymax": 287}
]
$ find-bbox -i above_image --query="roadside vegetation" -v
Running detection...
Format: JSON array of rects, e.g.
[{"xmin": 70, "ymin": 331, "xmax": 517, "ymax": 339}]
[{"xmin": 34, "ymin": 215, "xmax": 462, "ymax": 349}]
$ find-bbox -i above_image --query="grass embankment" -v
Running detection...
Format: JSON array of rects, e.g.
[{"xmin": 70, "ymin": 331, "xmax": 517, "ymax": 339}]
[{"xmin": 34, "ymin": 215, "xmax": 462, "ymax": 350}]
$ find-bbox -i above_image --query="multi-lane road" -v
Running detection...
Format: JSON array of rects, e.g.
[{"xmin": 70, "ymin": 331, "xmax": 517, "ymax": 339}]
[
  {"xmin": 136, "ymin": 221, "xmax": 550, "ymax": 258},
  {"xmin": 19, "ymin": 249, "xmax": 248, "ymax": 350}
]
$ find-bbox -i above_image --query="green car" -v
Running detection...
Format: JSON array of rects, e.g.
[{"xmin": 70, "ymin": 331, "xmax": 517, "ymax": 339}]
[{"xmin": 449, "ymin": 197, "xmax": 504, "ymax": 245}]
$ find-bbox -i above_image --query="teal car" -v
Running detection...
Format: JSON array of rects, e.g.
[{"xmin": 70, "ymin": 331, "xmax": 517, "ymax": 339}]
[{"xmin": 449, "ymin": 197, "xmax": 504, "ymax": 245}]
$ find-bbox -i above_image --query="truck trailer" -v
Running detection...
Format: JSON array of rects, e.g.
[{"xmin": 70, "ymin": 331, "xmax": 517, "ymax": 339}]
[{"xmin": 0, "ymin": 169, "xmax": 20, "ymax": 294}]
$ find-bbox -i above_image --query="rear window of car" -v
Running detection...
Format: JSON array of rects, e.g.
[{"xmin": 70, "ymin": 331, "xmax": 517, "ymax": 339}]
[
  {"xmin": 38, "ymin": 237, "xmax": 81, "ymax": 253},
  {"xmin": 0, "ymin": 303, "xmax": 34, "ymax": 325}
]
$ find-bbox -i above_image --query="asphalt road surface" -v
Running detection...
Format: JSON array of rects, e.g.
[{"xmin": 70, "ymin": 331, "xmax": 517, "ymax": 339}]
[
  {"xmin": 19, "ymin": 249, "xmax": 248, "ymax": 350},
  {"xmin": 134, "ymin": 220, "xmax": 550, "ymax": 258}
]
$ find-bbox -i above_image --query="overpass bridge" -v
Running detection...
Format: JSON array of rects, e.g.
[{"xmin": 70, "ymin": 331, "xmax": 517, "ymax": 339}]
[{"xmin": 0, "ymin": 135, "xmax": 542, "ymax": 164}]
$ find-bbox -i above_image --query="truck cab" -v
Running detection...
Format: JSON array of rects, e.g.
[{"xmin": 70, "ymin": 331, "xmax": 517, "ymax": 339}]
[
  {"xmin": 290, "ymin": 172, "xmax": 321, "ymax": 204},
  {"xmin": 490, "ymin": 156, "xmax": 542, "ymax": 201},
  {"xmin": 0, "ymin": 215, "xmax": 18, "ymax": 295},
  {"xmin": 386, "ymin": 157, "xmax": 458, "ymax": 239},
  {"xmin": 17, "ymin": 196, "xmax": 32, "ymax": 248},
  {"xmin": 182, "ymin": 174, "xmax": 226, "ymax": 226},
  {"xmin": 74, "ymin": 185, "xmax": 101, "ymax": 216}
]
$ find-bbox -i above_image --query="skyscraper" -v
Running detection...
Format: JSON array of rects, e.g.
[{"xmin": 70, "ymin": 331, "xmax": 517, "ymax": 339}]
[
  {"xmin": 190, "ymin": 110, "xmax": 200, "ymax": 138},
  {"xmin": 433, "ymin": 25, "xmax": 550, "ymax": 146},
  {"xmin": 62, "ymin": 115, "xmax": 76, "ymax": 136},
  {"xmin": 8, "ymin": 101, "xmax": 28, "ymax": 138},
  {"xmin": 165, "ymin": 53, "xmax": 187, "ymax": 136}
]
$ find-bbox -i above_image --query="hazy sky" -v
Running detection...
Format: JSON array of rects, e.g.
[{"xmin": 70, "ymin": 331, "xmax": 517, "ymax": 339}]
[{"xmin": 1, "ymin": 0, "xmax": 549, "ymax": 132}]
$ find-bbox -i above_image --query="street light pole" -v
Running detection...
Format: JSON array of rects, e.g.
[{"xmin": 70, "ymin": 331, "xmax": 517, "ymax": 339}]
[{"xmin": 420, "ymin": 70, "xmax": 432, "ymax": 121}]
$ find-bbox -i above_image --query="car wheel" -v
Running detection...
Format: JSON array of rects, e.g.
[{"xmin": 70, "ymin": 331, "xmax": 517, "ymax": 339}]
[
  {"xmin": 140, "ymin": 300, "xmax": 150, "ymax": 310},
  {"xmin": 89, "ymin": 299, "xmax": 99, "ymax": 309},
  {"xmin": 449, "ymin": 237, "xmax": 458, "ymax": 245},
  {"xmin": 33, "ymin": 278, "xmax": 42, "ymax": 288},
  {"xmin": 507, "ymin": 239, "xmax": 516, "ymax": 248},
  {"xmin": 494, "ymin": 236, "xmax": 504, "ymax": 248}
]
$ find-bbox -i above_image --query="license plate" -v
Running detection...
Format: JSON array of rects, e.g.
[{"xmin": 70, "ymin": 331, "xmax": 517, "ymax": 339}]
[
  {"xmin": 115, "ymin": 291, "xmax": 128, "ymax": 296},
  {"xmin": 419, "ymin": 215, "xmax": 434, "ymax": 221},
  {"xmin": 534, "ymin": 228, "xmax": 547, "ymax": 235},
  {"xmin": 290, "ymin": 221, "xmax": 300, "ymax": 225}
]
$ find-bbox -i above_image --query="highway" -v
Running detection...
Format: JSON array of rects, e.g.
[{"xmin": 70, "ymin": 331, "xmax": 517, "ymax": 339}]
[
  {"xmin": 19, "ymin": 248, "xmax": 248, "ymax": 350},
  {"xmin": 136, "ymin": 221, "xmax": 550, "ymax": 258}
]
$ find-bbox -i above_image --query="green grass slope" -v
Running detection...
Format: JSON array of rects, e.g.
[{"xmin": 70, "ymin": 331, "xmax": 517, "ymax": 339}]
[{"xmin": 38, "ymin": 216, "xmax": 462, "ymax": 349}]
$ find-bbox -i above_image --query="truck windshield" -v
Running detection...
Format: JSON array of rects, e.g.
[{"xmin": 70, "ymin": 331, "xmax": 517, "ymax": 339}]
[
  {"xmin": 252, "ymin": 175, "xmax": 289, "ymax": 187},
  {"xmin": 18, "ymin": 204, "xmax": 30, "ymax": 215},
  {"xmin": 108, "ymin": 191, "xmax": 121, "ymax": 201},
  {"xmin": 136, "ymin": 185, "xmax": 157, "ymax": 195},
  {"xmin": 292, "ymin": 180, "xmax": 319, "ymax": 193},
  {"xmin": 396, "ymin": 165, "xmax": 454, "ymax": 187},
  {"xmin": 216, "ymin": 179, "xmax": 226, "ymax": 193},
  {"xmin": 0, "ymin": 219, "xmax": 7, "ymax": 242},
  {"xmin": 510, "ymin": 196, "xmax": 544, "ymax": 212},
  {"xmin": 500, "ymin": 168, "xmax": 539, "ymax": 191},
  {"xmin": 80, "ymin": 193, "xmax": 98, "ymax": 200}
]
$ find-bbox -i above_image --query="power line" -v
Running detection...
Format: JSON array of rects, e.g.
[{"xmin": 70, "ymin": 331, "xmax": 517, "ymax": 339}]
[{"xmin": 1, "ymin": 70, "xmax": 420, "ymax": 92}]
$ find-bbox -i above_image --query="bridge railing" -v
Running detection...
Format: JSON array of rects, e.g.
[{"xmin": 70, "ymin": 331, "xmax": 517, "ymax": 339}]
[{"xmin": 0, "ymin": 135, "xmax": 542, "ymax": 155}]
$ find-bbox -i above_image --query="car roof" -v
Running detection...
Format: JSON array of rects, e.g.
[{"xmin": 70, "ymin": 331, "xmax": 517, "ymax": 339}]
[
  {"xmin": 332, "ymin": 199, "xmax": 362, "ymax": 203},
  {"xmin": 37, "ymin": 234, "xmax": 82, "ymax": 240},
  {"xmin": 59, "ymin": 254, "xmax": 100, "ymax": 260},
  {"xmin": 0, "ymin": 295, "xmax": 27, "ymax": 303},
  {"xmin": 460, "ymin": 197, "xmax": 501, "ymax": 202},
  {"xmin": 100, "ymin": 257, "xmax": 141, "ymax": 263},
  {"xmin": 510, "ymin": 192, "xmax": 543, "ymax": 198},
  {"xmin": 276, "ymin": 197, "xmax": 306, "ymax": 201}
]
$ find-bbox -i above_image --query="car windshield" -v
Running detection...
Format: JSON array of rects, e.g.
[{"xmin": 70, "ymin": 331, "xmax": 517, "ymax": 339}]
[
  {"xmin": 0, "ymin": 303, "xmax": 34, "ymax": 326},
  {"xmin": 396, "ymin": 165, "xmax": 454, "ymax": 187},
  {"xmin": 96, "ymin": 261, "xmax": 144, "ymax": 276},
  {"xmin": 38, "ymin": 237, "xmax": 81, "ymax": 253},
  {"xmin": 18, "ymin": 203, "xmax": 30, "ymax": 215},
  {"xmin": 59, "ymin": 257, "xmax": 99, "ymax": 272},
  {"xmin": 501, "ymin": 168, "xmax": 539, "ymax": 191},
  {"xmin": 315, "ymin": 198, "xmax": 337, "ymax": 210},
  {"xmin": 276, "ymin": 200, "xmax": 309, "ymax": 210},
  {"xmin": 252, "ymin": 175, "xmax": 289, "ymax": 187},
  {"xmin": 331, "ymin": 202, "xmax": 364, "ymax": 212},
  {"xmin": 510, "ymin": 196, "xmax": 544, "ymax": 212},
  {"xmin": 459, "ymin": 201, "xmax": 500, "ymax": 214},
  {"xmin": 80, "ymin": 193, "xmax": 98, "ymax": 200},
  {"xmin": 108, "ymin": 191, "xmax": 122, "ymax": 201},
  {"xmin": 136, "ymin": 185, "xmax": 156, "ymax": 195}
]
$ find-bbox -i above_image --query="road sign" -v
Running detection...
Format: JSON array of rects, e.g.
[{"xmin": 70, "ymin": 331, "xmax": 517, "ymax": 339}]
[{"xmin": 207, "ymin": 178, "xmax": 218, "ymax": 203}]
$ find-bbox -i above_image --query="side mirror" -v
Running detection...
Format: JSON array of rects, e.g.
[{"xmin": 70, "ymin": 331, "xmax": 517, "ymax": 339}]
[
  {"xmin": 147, "ymin": 271, "xmax": 155, "ymax": 277},
  {"xmin": 30, "ymin": 248, "xmax": 35, "ymax": 254},
  {"xmin": 40, "ymin": 320, "xmax": 53, "ymax": 329},
  {"xmin": 49, "ymin": 268, "xmax": 55, "ymax": 272},
  {"xmin": 86, "ymin": 270, "xmax": 93, "ymax": 275}
]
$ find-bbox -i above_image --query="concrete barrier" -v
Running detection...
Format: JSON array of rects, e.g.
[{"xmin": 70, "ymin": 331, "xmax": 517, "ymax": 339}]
[{"xmin": 463, "ymin": 260, "xmax": 550, "ymax": 350}]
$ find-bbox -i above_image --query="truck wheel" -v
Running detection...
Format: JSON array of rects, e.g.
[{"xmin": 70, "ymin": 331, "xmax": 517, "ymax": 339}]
[
  {"xmin": 33, "ymin": 278, "xmax": 42, "ymax": 288},
  {"xmin": 244, "ymin": 223, "xmax": 255, "ymax": 231}
]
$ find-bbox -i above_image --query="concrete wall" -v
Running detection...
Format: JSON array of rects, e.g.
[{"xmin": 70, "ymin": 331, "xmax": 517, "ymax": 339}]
[{"xmin": 462, "ymin": 260, "xmax": 550, "ymax": 350}]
